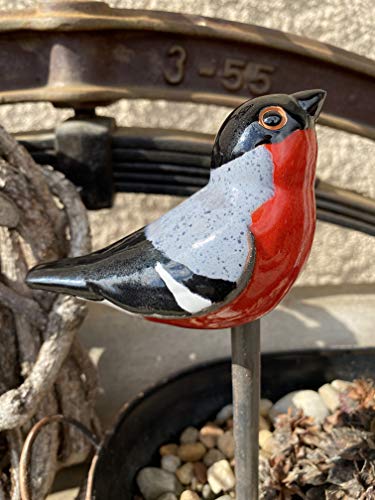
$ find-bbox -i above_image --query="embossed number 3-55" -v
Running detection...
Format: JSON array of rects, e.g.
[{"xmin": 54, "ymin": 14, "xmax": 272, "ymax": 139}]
[
  {"xmin": 163, "ymin": 45, "xmax": 187, "ymax": 85},
  {"xmin": 220, "ymin": 58, "xmax": 274, "ymax": 95}
]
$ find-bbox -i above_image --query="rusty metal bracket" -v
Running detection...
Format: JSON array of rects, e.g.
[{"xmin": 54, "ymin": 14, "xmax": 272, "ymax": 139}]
[
  {"xmin": 0, "ymin": 0, "xmax": 374, "ymax": 139},
  {"xmin": 55, "ymin": 112, "xmax": 115, "ymax": 208}
]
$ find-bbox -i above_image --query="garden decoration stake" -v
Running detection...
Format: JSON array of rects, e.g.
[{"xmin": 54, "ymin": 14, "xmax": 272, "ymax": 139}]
[{"xmin": 27, "ymin": 90, "xmax": 326, "ymax": 499}]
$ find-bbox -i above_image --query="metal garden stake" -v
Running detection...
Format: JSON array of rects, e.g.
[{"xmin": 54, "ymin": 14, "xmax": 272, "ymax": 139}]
[{"xmin": 26, "ymin": 90, "xmax": 326, "ymax": 498}]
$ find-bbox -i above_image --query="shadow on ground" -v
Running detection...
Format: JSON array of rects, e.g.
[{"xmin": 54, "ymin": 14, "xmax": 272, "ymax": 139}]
[{"xmin": 78, "ymin": 286, "xmax": 375, "ymax": 427}]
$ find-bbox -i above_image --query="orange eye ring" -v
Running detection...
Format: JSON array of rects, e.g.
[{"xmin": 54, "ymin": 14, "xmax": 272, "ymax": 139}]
[{"xmin": 259, "ymin": 106, "xmax": 288, "ymax": 130}]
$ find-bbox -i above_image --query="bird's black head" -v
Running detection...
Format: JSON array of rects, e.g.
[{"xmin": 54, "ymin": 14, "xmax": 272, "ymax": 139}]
[{"xmin": 212, "ymin": 89, "xmax": 326, "ymax": 168}]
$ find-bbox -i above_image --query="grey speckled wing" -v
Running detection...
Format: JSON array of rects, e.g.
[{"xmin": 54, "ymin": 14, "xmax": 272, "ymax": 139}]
[{"xmin": 145, "ymin": 145, "xmax": 274, "ymax": 283}]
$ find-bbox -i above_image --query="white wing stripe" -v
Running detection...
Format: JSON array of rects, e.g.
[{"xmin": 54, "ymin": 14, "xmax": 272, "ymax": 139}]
[{"xmin": 155, "ymin": 262, "xmax": 212, "ymax": 314}]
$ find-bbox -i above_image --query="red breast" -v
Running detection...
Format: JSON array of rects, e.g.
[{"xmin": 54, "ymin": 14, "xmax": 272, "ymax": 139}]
[{"xmin": 153, "ymin": 128, "xmax": 317, "ymax": 329}]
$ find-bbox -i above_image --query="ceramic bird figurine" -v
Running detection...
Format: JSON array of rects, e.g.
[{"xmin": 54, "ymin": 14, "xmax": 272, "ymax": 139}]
[{"xmin": 26, "ymin": 90, "xmax": 326, "ymax": 329}]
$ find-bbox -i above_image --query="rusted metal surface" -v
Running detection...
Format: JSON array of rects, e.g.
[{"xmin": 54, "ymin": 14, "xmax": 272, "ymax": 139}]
[
  {"xmin": 56, "ymin": 112, "xmax": 115, "ymax": 208},
  {"xmin": 0, "ymin": 1, "xmax": 374, "ymax": 139}
]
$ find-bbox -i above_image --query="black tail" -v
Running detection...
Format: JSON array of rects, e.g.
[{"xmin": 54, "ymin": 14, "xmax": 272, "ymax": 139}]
[{"xmin": 26, "ymin": 258, "xmax": 101, "ymax": 301}]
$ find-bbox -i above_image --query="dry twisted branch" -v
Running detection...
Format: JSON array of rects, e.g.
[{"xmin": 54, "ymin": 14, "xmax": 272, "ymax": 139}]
[{"xmin": 0, "ymin": 125, "xmax": 100, "ymax": 499}]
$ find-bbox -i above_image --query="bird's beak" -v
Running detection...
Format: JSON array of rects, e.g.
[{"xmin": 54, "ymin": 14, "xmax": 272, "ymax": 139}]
[
  {"xmin": 26, "ymin": 260, "xmax": 99, "ymax": 300},
  {"xmin": 292, "ymin": 89, "xmax": 327, "ymax": 121}
]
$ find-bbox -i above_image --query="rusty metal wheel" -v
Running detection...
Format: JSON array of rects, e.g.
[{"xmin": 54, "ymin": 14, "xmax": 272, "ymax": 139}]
[{"xmin": 1, "ymin": 1, "xmax": 374, "ymax": 226}]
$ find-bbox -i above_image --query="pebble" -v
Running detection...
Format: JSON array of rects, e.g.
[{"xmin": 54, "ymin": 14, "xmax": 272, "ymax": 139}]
[
  {"xmin": 260, "ymin": 398, "xmax": 273, "ymax": 417},
  {"xmin": 199, "ymin": 423, "xmax": 224, "ymax": 448},
  {"xmin": 176, "ymin": 463, "xmax": 195, "ymax": 485},
  {"xmin": 141, "ymin": 382, "xmax": 358, "ymax": 499},
  {"xmin": 161, "ymin": 455, "xmax": 181, "ymax": 474},
  {"xmin": 193, "ymin": 462, "xmax": 207, "ymax": 484},
  {"xmin": 180, "ymin": 427, "xmax": 199, "ymax": 444},
  {"xmin": 318, "ymin": 383, "xmax": 340, "ymax": 412},
  {"xmin": 215, "ymin": 404, "xmax": 233, "ymax": 424},
  {"xmin": 160, "ymin": 444, "xmax": 179, "ymax": 456},
  {"xmin": 259, "ymin": 430, "xmax": 275, "ymax": 454},
  {"xmin": 190, "ymin": 478, "xmax": 199, "ymax": 491},
  {"xmin": 157, "ymin": 494, "xmax": 178, "ymax": 500},
  {"xmin": 137, "ymin": 467, "xmax": 183, "ymax": 500},
  {"xmin": 180, "ymin": 491, "xmax": 200, "ymax": 500},
  {"xmin": 178, "ymin": 442, "xmax": 206, "ymax": 462},
  {"xmin": 203, "ymin": 448, "xmax": 225, "ymax": 467},
  {"xmin": 202, "ymin": 484, "xmax": 212, "ymax": 499},
  {"xmin": 217, "ymin": 431, "xmax": 235, "ymax": 459},
  {"xmin": 207, "ymin": 460, "xmax": 235, "ymax": 494},
  {"xmin": 269, "ymin": 390, "xmax": 329, "ymax": 424},
  {"xmin": 331, "ymin": 379, "xmax": 352, "ymax": 392}
]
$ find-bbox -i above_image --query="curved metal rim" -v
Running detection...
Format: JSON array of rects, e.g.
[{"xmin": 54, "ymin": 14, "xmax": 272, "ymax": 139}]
[
  {"xmin": 1, "ymin": 5, "xmax": 374, "ymax": 80},
  {"xmin": 1, "ymin": 5, "xmax": 374, "ymax": 140},
  {"xmin": 5, "ymin": 87, "xmax": 374, "ymax": 140}
]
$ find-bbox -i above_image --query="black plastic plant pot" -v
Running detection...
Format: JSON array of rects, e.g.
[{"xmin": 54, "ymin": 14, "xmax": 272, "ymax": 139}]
[{"xmin": 86, "ymin": 348, "xmax": 375, "ymax": 499}]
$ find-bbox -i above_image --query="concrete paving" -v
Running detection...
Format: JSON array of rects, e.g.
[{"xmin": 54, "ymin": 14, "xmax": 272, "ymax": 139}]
[{"xmin": 78, "ymin": 285, "xmax": 375, "ymax": 427}]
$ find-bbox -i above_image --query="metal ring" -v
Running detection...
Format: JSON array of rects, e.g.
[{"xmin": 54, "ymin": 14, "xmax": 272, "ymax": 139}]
[
  {"xmin": 19, "ymin": 414, "xmax": 100, "ymax": 500},
  {"xmin": 259, "ymin": 106, "xmax": 288, "ymax": 130}
]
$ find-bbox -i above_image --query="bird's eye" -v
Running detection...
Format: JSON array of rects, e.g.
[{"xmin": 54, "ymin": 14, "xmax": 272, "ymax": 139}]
[{"xmin": 259, "ymin": 106, "xmax": 288, "ymax": 130}]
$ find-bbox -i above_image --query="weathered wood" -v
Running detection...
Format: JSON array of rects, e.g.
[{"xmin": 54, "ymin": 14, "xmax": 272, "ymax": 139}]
[
  {"xmin": 0, "ymin": 124, "xmax": 100, "ymax": 499},
  {"xmin": 0, "ymin": 194, "xmax": 19, "ymax": 229}
]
